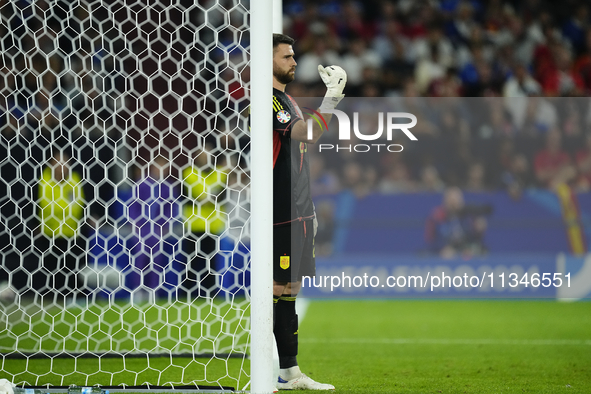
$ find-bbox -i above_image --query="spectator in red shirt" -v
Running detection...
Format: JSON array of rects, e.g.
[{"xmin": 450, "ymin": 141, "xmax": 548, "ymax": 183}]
[
  {"xmin": 534, "ymin": 130, "xmax": 576, "ymax": 189},
  {"xmin": 539, "ymin": 46, "xmax": 585, "ymax": 96},
  {"xmin": 573, "ymin": 27, "xmax": 591, "ymax": 93}
]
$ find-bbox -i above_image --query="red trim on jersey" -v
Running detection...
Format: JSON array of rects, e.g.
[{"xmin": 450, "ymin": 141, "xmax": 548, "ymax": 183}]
[
  {"xmin": 275, "ymin": 123, "xmax": 291, "ymax": 137},
  {"xmin": 273, "ymin": 131, "xmax": 281, "ymax": 168},
  {"xmin": 273, "ymin": 214, "xmax": 315, "ymax": 226},
  {"xmin": 286, "ymin": 94, "xmax": 303, "ymax": 118}
]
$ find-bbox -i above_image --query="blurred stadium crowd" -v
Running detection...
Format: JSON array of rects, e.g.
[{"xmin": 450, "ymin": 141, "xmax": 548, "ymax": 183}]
[
  {"xmin": 2, "ymin": 0, "xmax": 591, "ymax": 273},
  {"xmin": 280, "ymin": 0, "xmax": 591, "ymax": 195}
]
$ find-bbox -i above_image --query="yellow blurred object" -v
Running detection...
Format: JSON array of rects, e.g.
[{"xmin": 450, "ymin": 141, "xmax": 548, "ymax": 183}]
[
  {"xmin": 38, "ymin": 167, "xmax": 85, "ymax": 238},
  {"xmin": 555, "ymin": 182, "xmax": 586, "ymax": 255},
  {"xmin": 182, "ymin": 165, "xmax": 228, "ymax": 234}
]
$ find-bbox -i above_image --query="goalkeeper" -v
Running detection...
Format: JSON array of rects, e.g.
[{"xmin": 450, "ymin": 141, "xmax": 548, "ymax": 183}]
[{"xmin": 271, "ymin": 33, "xmax": 346, "ymax": 391}]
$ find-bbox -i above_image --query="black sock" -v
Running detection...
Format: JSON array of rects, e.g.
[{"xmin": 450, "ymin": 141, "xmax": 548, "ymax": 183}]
[
  {"xmin": 274, "ymin": 295, "xmax": 298, "ymax": 369},
  {"xmin": 273, "ymin": 295, "xmax": 280, "ymax": 328}
]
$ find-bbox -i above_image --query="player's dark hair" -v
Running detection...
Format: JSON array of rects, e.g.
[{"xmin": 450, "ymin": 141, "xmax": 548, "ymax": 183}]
[{"xmin": 273, "ymin": 33, "xmax": 295, "ymax": 49}]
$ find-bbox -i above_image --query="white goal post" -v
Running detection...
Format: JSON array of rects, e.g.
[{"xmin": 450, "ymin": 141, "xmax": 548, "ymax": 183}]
[{"xmin": 249, "ymin": 0, "xmax": 274, "ymax": 392}]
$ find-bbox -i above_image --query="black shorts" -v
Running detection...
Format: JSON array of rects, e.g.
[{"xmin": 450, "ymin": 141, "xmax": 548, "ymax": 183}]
[{"xmin": 273, "ymin": 220, "xmax": 315, "ymax": 283}]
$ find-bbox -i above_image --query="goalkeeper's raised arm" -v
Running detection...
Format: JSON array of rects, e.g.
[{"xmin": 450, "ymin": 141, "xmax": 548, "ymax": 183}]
[{"xmin": 289, "ymin": 65, "xmax": 347, "ymax": 143}]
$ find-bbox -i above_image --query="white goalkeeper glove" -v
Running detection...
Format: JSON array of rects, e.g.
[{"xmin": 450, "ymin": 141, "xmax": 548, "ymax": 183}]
[{"xmin": 318, "ymin": 65, "xmax": 347, "ymax": 111}]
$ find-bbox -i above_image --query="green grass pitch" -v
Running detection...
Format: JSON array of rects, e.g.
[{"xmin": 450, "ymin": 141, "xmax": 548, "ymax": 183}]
[
  {"xmin": 2, "ymin": 299, "xmax": 590, "ymax": 393},
  {"xmin": 297, "ymin": 299, "xmax": 591, "ymax": 394}
]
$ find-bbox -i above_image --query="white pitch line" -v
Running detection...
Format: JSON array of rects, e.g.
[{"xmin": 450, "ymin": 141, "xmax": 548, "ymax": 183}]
[{"xmin": 300, "ymin": 338, "xmax": 591, "ymax": 346}]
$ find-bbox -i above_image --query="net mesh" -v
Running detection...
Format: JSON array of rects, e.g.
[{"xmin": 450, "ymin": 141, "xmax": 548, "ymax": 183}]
[{"xmin": 0, "ymin": 0, "xmax": 251, "ymax": 390}]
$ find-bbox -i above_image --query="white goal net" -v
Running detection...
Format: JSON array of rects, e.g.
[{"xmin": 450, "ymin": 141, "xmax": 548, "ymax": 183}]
[{"xmin": 0, "ymin": 0, "xmax": 251, "ymax": 391}]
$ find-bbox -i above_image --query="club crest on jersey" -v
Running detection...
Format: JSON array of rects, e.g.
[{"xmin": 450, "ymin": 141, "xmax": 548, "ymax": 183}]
[
  {"xmin": 280, "ymin": 255, "xmax": 290, "ymax": 269},
  {"xmin": 277, "ymin": 110, "xmax": 291, "ymax": 123}
]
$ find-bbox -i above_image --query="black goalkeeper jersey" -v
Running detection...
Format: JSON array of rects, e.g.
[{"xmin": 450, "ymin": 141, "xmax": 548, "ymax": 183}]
[{"xmin": 272, "ymin": 88, "xmax": 314, "ymax": 226}]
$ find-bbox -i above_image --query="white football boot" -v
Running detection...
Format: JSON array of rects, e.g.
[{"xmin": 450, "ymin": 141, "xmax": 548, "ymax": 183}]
[{"xmin": 277, "ymin": 373, "xmax": 335, "ymax": 390}]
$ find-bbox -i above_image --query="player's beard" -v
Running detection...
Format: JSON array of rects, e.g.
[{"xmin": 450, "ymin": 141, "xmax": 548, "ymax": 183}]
[{"xmin": 274, "ymin": 65, "xmax": 295, "ymax": 85}]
